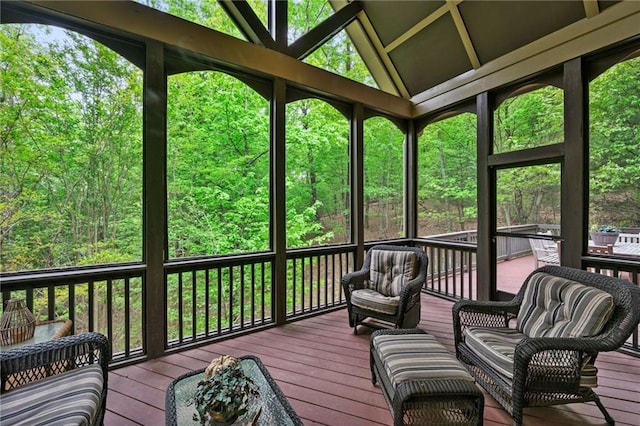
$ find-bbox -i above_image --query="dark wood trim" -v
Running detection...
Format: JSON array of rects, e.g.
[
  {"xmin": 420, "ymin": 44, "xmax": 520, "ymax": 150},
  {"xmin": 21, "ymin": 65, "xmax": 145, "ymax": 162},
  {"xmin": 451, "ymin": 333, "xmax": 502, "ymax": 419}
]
[
  {"xmin": 27, "ymin": 0, "xmax": 411, "ymax": 117},
  {"xmin": 406, "ymin": 120, "xmax": 417, "ymax": 240},
  {"xmin": 476, "ymin": 92, "xmax": 494, "ymax": 301},
  {"xmin": 487, "ymin": 144, "xmax": 564, "ymax": 168},
  {"xmin": 562, "ymin": 58, "xmax": 588, "ymax": 268},
  {"xmin": 271, "ymin": 0, "xmax": 288, "ymax": 50},
  {"xmin": 143, "ymin": 40, "xmax": 167, "ymax": 359},
  {"xmin": 1, "ymin": 1, "xmax": 146, "ymax": 68},
  {"xmin": 218, "ymin": 0, "xmax": 277, "ymax": 50},
  {"xmin": 351, "ymin": 103, "xmax": 365, "ymax": 267},
  {"xmin": 287, "ymin": 1, "xmax": 362, "ymax": 60},
  {"xmin": 272, "ymin": 78, "xmax": 287, "ymax": 325}
]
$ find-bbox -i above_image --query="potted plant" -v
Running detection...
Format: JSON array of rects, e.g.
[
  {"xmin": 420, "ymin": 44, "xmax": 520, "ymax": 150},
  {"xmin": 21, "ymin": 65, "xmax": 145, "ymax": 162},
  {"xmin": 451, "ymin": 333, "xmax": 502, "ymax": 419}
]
[
  {"xmin": 192, "ymin": 356, "xmax": 259, "ymax": 425},
  {"xmin": 590, "ymin": 225, "xmax": 620, "ymax": 246}
]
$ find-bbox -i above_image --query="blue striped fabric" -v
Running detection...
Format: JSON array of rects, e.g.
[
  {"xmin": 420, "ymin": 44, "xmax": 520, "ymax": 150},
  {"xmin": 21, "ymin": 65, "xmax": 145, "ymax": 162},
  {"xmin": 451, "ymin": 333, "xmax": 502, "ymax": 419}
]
[
  {"xmin": 369, "ymin": 250, "xmax": 417, "ymax": 297},
  {"xmin": 0, "ymin": 365, "xmax": 103, "ymax": 426},
  {"xmin": 517, "ymin": 273, "xmax": 615, "ymax": 338},
  {"xmin": 464, "ymin": 326, "xmax": 599, "ymax": 387},
  {"xmin": 373, "ymin": 333, "xmax": 475, "ymax": 388},
  {"xmin": 464, "ymin": 327, "xmax": 526, "ymax": 380}
]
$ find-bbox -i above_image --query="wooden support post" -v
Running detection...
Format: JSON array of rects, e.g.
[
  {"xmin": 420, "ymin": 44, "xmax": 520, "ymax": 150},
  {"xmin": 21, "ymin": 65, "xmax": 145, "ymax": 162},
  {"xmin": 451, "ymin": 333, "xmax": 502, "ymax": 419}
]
[{"xmin": 143, "ymin": 40, "xmax": 167, "ymax": 359}]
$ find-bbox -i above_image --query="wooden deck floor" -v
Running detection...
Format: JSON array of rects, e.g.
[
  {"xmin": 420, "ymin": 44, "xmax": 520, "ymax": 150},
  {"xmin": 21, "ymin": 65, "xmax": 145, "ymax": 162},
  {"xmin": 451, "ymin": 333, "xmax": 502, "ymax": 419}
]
[{"xmin": 106, "ymin": 260, "xmax": 640, "ymax": 426}]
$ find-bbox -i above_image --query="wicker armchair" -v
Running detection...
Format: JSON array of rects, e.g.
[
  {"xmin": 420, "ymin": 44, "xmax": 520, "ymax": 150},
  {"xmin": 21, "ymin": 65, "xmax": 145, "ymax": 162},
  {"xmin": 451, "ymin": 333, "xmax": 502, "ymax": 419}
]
[
  {"xmin": 342, "ymin": 245, "xmax": 428, "ymax": 334},
  {"xmin": 453, "ymin": 266, "xmax": 640, "ymax": 426},
  {"xmin": 0, "ymin": 332, "xmax": 110, "ymax": 426}
]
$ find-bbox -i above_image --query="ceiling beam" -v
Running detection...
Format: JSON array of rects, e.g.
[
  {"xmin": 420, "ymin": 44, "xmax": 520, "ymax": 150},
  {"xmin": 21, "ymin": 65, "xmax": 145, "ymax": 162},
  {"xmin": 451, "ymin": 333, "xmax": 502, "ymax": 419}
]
[
  {"xmin": 583, "ymin": 0, "xmax": 600, "ymax": 19},
  {"xmin": 288, "ymin": 0, "xmax": 362, "ymax": 59},
  {"xmin": 447, "ymin": 0, "xmax": 480, "ymax": 69},
  {"xmin": 384, "ymin": 1, "xmax": 462, "ymax": 53},
  {"xmin": 218, "ymin": 0, "xmax": 277, "ymax": 50},
  {"xmin": 25, "ymin": 0, "xmax": 412, "ymax": 117},
  {"xmin": 357, "ymin": 11, "xmax": 410, "ymax": 98}
]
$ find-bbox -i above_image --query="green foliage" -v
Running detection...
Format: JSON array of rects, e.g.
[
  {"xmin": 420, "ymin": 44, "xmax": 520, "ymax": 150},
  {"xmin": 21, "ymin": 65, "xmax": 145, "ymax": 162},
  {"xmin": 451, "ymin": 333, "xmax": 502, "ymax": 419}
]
[
  {"xmin": 418, "ymin": 113, "xmax": 477, "ymax": 234},
  {"xmin": 494, "ymin": 86, "xmax": 563, "ymax": 152},
  {"xmin": 286, "ymin": 98, "xmax": 350, "ymax": 247},
  {"xmin": 593, "ymin": 225, "xmax": 620, "ymax": 233},
  {"xmin": 364, "ymin": 117, "xmax": 404, "ymax": 239},
  {"xmin": 192, "ymin": 363, "xmax": 258, "ymax": 424},
  {"xmin": 589, "ymin": 56, "xmax": 640, "ymax": 227},
  {"xmin": 493, "ymin": 87, "xmax": 564, "ymax": 228},
  {"xmin": 1, "ymin": 24, "xmax": 143, "ymax": 272}
]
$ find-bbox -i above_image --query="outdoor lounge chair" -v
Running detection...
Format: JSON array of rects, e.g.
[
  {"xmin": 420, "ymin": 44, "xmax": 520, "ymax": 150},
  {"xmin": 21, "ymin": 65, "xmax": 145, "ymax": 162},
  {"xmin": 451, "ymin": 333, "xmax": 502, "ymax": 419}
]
[
  {"xmin": 528, "ymin": 236, "xmax": 559, "ymax": 268},
  {"xmin": 0, "ymin": 332, "xmax": 110, "ymax": 426},
  {"xmin": 453, "ymin": 265, "xmax": 640, "ymax": 426},
  {"xmin": 341, "ymin": 245, "xmax": 428, "ymax": 334}
]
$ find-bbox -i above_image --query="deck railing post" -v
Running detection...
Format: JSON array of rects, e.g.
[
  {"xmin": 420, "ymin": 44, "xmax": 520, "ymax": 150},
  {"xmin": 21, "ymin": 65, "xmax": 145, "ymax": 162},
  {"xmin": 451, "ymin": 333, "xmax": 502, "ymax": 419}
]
[{"xmin": 143, "ymin": 40, "xmax": 167, "ymax": 359}]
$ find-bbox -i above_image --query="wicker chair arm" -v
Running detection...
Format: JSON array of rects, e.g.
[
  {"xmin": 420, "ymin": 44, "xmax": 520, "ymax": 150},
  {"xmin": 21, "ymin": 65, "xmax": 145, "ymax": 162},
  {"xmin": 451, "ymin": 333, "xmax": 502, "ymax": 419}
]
[
  {"xmin": 453, "ymin": 300, "xmax": 519, "ymax": 327},
  {"xmin": 515, "ymin": 335, "xmax": 610, "ymax": 361},
  {"xmin": 398, "ymin": 278, "xmax": 425, "ymax": 310},
  {"xmin": 341, "ymin": 269, "xmax": 369, "ymax": 291},
  {"xmin": 0, "ymin": 332, "xmax": 110, "ymax": 391},
  {"xmin": 511, "ymin": 336, "xmax": 604, "ymax": 395},
  {"xmin": 453, "ymin": 300, "xmax": 519, "ymax": 349}
]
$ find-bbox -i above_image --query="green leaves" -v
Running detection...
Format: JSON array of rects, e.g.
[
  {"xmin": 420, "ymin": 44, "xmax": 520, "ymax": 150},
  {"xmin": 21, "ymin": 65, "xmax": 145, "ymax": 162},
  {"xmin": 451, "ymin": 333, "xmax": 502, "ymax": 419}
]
[{"xmin": 192, "ymin": 363, "xmax": 259, "ymax": 424}]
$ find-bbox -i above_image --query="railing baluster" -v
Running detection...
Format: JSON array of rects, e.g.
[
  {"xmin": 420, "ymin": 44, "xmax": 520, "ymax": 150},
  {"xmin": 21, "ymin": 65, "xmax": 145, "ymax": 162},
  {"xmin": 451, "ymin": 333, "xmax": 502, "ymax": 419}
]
[
  {"xmin": 124, "ymin": 277, "xmax": 131, "ymax": 357},
  {"xmin": 178, "ymin": 272, "xmax": 183, "ymax": 344},
  {"xmin": 107, "ymin": 279, "xmax": 113, "ymax": 357},
  {"xmin": 250, "ymin": 263, "xmax": 255, "ymax": 326},
  {"xmin": 228, "ymin": 266, "xmax": 234, "ymax": 332},
  {"xmin": 217, "ymin": 267, "xmax": 222, "ymax": 334},
  {"xmin": 47, "ymin": 285, "xmax": 55, "ymax": 320},
  {"xmin": 205, "ymin": 269, "xmax": 210, "ymax": 337},
  {"xmin": 191, "ymin": 270, "xmax": 197, "ymax": 341}
]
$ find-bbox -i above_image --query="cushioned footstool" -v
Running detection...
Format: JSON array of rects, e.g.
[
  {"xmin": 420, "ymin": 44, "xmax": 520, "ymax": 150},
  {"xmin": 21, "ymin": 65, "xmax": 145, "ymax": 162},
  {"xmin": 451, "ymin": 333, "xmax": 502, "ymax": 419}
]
[{"xmin": 371, "ymin": 328, "xmax": 483, "ymax": 426}]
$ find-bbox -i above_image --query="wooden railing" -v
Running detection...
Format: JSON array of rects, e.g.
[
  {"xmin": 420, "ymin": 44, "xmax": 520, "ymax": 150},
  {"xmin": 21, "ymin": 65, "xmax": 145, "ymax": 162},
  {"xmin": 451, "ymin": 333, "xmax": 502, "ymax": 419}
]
[
  {"xmin": 2, "ymin": 227, "xmax": 638, "ymax": 364},
  {"xmin": 414, "ymin": 238, "xmax": 478, "ymax": 300},
  {"xmin": 582, "ymin": 255, "xmax": 640, "ymax": 355},
  {"xmin": 164, "ymin": 253, "xmax": 276, "ymax": 350},
  {"xmin": 286, "ymin": 245, "xmax": 354, "ymax": 318},
  {"xmin": 0, "ymin": 265, "xmax": 145, "ymax": 363}
]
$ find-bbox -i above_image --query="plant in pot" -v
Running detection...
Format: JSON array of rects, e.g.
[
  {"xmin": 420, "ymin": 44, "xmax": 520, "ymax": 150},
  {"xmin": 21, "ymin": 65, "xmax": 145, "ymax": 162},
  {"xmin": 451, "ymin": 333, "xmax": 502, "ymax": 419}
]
[
  {"xmin": 192, "ymin": 356, "xmax": 259, "ymax": 425},
  {"xmin": 590, "ymin": 225, "xmax": 620, "ymax": 246}
]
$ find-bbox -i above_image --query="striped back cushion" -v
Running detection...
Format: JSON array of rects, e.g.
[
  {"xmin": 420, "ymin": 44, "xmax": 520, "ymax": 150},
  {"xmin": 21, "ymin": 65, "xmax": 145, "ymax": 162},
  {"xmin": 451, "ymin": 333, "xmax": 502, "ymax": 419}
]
[
  {"xmin": 517, "ymin": 273, "xmax": 615, "ymax": 338},
  {"xmin": 369, "ymin": 249, "xmax": 417, "ymax": 297}
]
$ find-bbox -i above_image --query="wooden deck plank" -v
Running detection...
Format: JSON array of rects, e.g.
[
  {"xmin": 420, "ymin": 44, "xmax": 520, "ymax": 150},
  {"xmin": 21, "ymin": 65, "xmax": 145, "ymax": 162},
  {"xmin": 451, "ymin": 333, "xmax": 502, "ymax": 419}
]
[{"xmin": 105, "ymin": 267, "xmax": 640, "ymax": 426}]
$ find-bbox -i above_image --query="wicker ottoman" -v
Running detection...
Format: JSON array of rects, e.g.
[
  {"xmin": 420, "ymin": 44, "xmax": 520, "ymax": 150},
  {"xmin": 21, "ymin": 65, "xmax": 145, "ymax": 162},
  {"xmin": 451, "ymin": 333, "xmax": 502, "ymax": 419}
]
[{"xmin": 371, "ymin": 328, "xmax": 483, "ymax": 426}]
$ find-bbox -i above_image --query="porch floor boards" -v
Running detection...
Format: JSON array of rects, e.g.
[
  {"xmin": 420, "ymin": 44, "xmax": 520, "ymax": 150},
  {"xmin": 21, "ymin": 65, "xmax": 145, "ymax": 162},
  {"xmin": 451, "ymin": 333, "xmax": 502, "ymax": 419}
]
[{"xmin": 106, "ymin": 259, "xmax": 640, "ymax": 426}]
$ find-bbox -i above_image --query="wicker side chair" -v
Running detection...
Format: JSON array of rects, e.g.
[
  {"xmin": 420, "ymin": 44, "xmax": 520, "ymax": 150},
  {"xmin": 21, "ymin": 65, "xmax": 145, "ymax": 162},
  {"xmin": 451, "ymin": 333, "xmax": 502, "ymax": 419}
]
[
  {"xmin": 341, "ymin": 245, "xmax": 428, "ymax": 335},
  {"xmin": 0, "ymin": 332, "xmax": 110, "ymax": 426},
  {"xmin": 453, "ymin": 266, "xmax": 640, "ymax": 426}
]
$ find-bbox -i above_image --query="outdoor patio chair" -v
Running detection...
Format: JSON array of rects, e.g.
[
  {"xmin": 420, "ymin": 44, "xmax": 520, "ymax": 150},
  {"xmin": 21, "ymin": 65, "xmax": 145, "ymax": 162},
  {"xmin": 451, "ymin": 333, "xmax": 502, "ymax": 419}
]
[
  {"xmin": 453, "ymin": 265, "xmax": 640, "ymax": 426},
  {"xmin": 0, "ymin": 332, "xmax": 110, "ymax": 426},
  {"xmin": 528, "ymin": 236, "xmax": 560, "ymax": 268},
  {"xmin": 341, "ymin": 245, "xmax": 428, "ymax": 335}
]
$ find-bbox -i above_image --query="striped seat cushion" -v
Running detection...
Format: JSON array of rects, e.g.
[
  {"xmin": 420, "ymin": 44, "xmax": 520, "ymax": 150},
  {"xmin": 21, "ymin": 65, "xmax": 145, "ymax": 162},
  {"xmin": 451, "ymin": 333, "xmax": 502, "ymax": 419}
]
[
  {"xmin": 464, "ymin": 326, "xmax": 598, "ymax": 387},
  {"xmin": 464, "ymin": 326, "xmax": 526, "ymax": 380},
  {"xmin": 373, "ymin": 333, "xmax": 474, "ymax": 388},
  {"xmin": 351, "ymin": 288, "xmax": 399, "ymax": 315},
  {"xmin": 369, "ymin": 249, "xmax": 417, "ymax": 297},
  {"xmin": 517, "ymin": 272, "xmax": 615, "ymax": 338},
  {"xmin": 0, "ymin": 364, "xmax": 104, "ymax": 426}
]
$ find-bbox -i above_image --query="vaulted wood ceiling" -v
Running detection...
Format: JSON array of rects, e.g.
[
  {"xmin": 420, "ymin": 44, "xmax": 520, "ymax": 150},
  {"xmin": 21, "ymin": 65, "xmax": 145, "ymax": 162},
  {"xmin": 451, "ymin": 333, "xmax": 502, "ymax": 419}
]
[
  {"xmin": 223, "ymin": 0, "xmax": 626, "ymax": 102},
  {"xmin": 337, "ymin": 0, "xmax": 622, "ymax": 99}
]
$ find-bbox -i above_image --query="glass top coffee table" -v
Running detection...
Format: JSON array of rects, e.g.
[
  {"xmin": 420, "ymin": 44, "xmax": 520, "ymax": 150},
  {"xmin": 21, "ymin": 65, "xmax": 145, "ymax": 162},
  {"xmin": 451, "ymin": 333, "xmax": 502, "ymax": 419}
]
[{"xmin": 165, "ymin": 355, "xmax": 302, "ymax": 426}]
